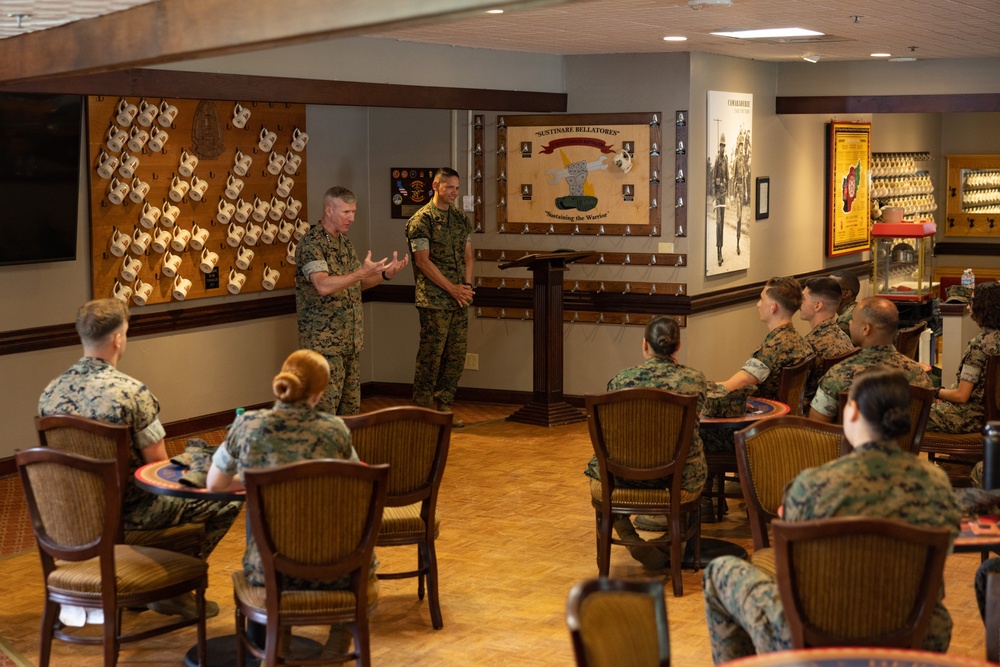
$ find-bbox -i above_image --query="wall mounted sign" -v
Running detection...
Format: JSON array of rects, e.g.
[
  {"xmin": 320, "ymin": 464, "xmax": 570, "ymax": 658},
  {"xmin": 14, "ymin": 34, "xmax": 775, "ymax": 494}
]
[
  {"xmin": 706, "ymin": 90, "xmax": 753, "ymax": 276},
  {"xmin": 827, "ymin": 121, "xmax": 872, "ymax": 257}
]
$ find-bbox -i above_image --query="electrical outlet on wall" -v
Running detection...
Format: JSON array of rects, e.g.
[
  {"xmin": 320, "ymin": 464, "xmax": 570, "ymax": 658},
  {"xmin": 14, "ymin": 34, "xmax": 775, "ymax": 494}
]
[{"xmin": 464, "ymin": 353, "xmax": 479, "ymax": 371}]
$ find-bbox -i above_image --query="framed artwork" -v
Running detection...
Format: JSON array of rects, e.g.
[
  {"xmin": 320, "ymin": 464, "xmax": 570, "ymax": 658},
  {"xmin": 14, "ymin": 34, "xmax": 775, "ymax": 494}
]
[
  {"xmin": 390, "ymin": 167, "xmax": 437, "ymax": 219},
  {"xmin": 706, "ymin": 91, "xmax": 752, "ymax": 276},
  {"xmin": 756, "ymin": 177, "xmax": 769, "ymax": 220},
  {"xmin": 496, "ymin": 112, "xmax": 661, "ymax": 235},
  {"xmin": 827, "ymin": 121, "xmax": 871, "ymax": 257}
]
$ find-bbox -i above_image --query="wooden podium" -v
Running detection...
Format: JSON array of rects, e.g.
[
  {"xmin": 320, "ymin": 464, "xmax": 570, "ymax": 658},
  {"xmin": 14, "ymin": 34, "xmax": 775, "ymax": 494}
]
[{"xmin": 499, "ymin": 250, "xmax": 594, "ymax": 426}]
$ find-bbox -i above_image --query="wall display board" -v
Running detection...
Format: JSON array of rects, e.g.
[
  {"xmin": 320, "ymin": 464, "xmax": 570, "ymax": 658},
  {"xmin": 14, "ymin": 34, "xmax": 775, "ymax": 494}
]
[
  {"xmin": 87, "ymin": 96, "xmax": 307, "ymax": 306},
  {"xmin": 945, "ymin": 154, "xmax": 1000, "ymax": 238},
  {"xmin": 827, "ymin": 121, "xmax": 871, "ymax": 257},
  {"xmin": 496, "ymin": 113, "xmax": 662, "ymax": 235},
  {"xmin": 390, "ymin": 167, "xmax": 438, "ymax": 219}
]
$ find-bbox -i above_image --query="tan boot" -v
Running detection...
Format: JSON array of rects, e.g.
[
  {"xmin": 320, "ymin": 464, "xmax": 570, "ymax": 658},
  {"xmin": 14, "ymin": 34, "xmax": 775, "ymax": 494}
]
[
  {"xmin": 613, "ymin": 517, "xmax": 669, "ymax": 570},
  {"xmin": 321, "ymin": 626, "xmax": 353, "ymax": 659}
]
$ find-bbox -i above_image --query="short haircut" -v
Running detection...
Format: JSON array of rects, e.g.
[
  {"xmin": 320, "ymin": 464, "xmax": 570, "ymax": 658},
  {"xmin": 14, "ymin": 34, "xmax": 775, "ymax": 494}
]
[
  {"xmin": 848, "ymin": 368, "xmax": 912, "ymax": 440},
  {"xmin": 830, "ymin": 269, "xmax": 861, "ymax": 297},
  {"xmin": 764, "ymin": 276, "xmax": 803, "ymax": 314},
  {"xmin": 76, "ymin": 299, "xmax": 129, "ymax": 346},
  {"xmin": 644, "ymin": 316, "xmax": 681, "ymax": 357},
  {"xmin": 324, "ymin": 186, "xmax": 356, "ymax": 205},
  {"xmin": 972, "ymin": 281, "xmax": 1000, "ymax": 330},
  {"xmin": 803, "ymin": 276, "xmax": 844, "ymax": 311},
  {"xmin": 433, "ymin": 167, "xmax": 460, "ymax": 184},
  {"xmin": 856, "ymin": 297, "xmax": 899, "ymax": 333}
]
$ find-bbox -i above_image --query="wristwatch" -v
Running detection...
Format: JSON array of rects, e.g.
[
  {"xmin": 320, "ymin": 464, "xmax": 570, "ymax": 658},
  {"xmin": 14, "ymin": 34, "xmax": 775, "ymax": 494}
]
[
  {"xmin": 382, "ymin": 271, "xmax": 391, "ymax": 282},
  {"xmin": 934, "ymin": 387, "xmax": 942, "ymax": 399}
]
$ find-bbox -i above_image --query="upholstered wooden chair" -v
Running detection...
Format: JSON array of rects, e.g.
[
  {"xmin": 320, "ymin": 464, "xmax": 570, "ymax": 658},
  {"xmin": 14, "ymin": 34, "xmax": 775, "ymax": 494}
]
[
  {"xmin": 566, "ymin": 578, "xmax": 670, "ymax": 667},
  {"xmin": 734, "ymin": 416, "xmax": 843, "ymax": 573},
  {"xmin": 836, "ymin": 384, "xmax": 934, "ymax": 455},
  {"xmin": 773, "ymin": 516, "xmax": 950, "ymax": 649},
  {"xmin": 34, "ymin": 414, "xmax": 204, "ymax": 556},
  {"xmin": 818, "ymin": 347, "xmax": 861, "ymax": 377},
  {"xmin": 986, "ymin": 572, "xmax": 1000, "ymax": 663},
  {"xmin": 776, "ymin": 354, "xmax": 816, "ymax": 417},
  {"xmin": 586, "ymin": 387, "xmax": 701, "ymax": 597},
  {"xmin": 341, "ymin": 406, "xmax": 452, "ymax": 629},
  {"xmin": 895, "ymin": 320, "xmax": 927, "ymax": 360},
  {"xmin": 922, "ymin": 354, "xmax": 1000, "ymax": 470},
  {"xmin": 234, "ymin": 459, "xmax": 389, "ymax": 667},
  {"xmin": 17, "ymin": 447, "xmax": 208, "ymax": 667}
]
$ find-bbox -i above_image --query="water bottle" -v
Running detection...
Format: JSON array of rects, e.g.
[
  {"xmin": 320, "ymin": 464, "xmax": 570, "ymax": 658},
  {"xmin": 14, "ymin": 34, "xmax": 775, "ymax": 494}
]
[
  {"xmin": 984, "ymin": 422, "xmax": 1000, "ymax": 491},
  {"xmin": 962, "ymin": 268, "xmax": 976, "ymax": 292}
]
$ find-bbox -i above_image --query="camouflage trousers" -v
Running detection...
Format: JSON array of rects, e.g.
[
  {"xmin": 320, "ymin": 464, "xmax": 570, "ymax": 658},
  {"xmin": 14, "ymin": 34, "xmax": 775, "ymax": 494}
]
[
  {"xmin": 316, "ymin": 351, "xmax": 361, "ymax": 416},
  {"xmin": 976, "ymin": 557, "xmax": 1000, "ymax": 621},
  {"xmin": 701, "ymin": 425, "xmax": 738, "ymax": 454},
  {"xmin": 125, "ymin": 494, "xmax": 242, "ymax": 559},
  {"xmin": 928, "ymin": 398, "xmax": 982, "ymax": 434},
  {"xmin": 413, "ymin": 307, "xmax": 468, "ymax": 408},
  {"xmin": 703, "ymin": 556, "xmax": 791, "ymax": 664}
]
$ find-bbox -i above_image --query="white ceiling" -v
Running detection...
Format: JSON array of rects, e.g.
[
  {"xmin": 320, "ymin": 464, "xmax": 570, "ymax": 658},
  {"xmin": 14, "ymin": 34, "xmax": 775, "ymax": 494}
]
[{"xmin": 2, "ymin": 0, "xmax": 1000, "ymax": 63}]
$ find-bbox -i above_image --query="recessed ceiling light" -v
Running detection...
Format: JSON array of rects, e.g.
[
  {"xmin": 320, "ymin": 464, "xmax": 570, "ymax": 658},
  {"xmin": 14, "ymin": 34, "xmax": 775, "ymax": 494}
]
[
  {"xmin": 663, "ymin": 36, "xmax": 688, "ymax": 42},
  {"xmin": 888, "ymin": 57, "xmax": 917, "ymax": 62},
  {"xmin": 712, "ymin": 27, "xmax": 824, "ymax": 39},
  {"xmin": 486, "ymin": 8, "xmax": 504, "ymax": 14},
  {"xmin": 871, "ymin": 52, "xmax": 891, "ymax": 57}
]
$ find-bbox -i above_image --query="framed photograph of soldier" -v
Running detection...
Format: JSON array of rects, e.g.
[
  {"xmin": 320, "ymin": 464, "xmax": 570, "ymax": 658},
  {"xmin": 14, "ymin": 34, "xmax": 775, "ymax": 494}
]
[
  {"xmin": 706, "ymin": 90, "xmax": 753, "ymax": 277},
  {"xmin": 826, "ymin": 121, "xmax": 872, "ymax": 257},
  {"xmin": 756, "ymin": 177, "xmax": 769, "ymax": 220},
  {"xmin": 496, "ymin": 112, "xmax": 662, "ymax": 235}
]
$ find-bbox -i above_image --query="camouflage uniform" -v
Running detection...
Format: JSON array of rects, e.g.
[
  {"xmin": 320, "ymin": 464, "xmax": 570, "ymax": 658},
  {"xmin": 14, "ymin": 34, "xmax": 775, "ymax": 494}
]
[
  {"xmin": 211, "ymin": 401, "xmax": 362, "ymax": 588},
  {"xmin": 405, "ymin": 201, "xmax": 472, "ymax": 408},
  {"xmin": 739, "ymin": 323, "xmax": 813, "ymax": 401},
  {"xmin": 836, "ymin": 300, "xmax": 857, "ymax": 336},
  {"xmin": 584, "ymin": 356, "xmax": 709, "ymax": 495},
  {"xmin": 38, "ymin": 357, "xmax": 241, "ymax": 557},
  {"xmin": 295, "ymin": 223, "xmax": 363, "ymax": 415},
  {"xmin": 803, "ymin": 318, "xmax": 855, "ymax": 407},
  {"xmin": 704, "ymin": 439, "xmax": 961, "ymax": 664},
  {"xmin": 810, "ymin": 344, "xmax": 933, "ymax": 421},
  {"xmin": 928, "ymin": 328, "xmax": 1000, "ymax": 433}
]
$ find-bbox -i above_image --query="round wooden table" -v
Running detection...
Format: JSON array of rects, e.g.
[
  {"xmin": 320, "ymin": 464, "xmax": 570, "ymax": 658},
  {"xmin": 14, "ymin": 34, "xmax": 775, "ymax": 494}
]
[
  {"xmin": 135, "ymin": 459, "xmax": 245, "ymax": 502},
  {"xmin": 724, "ymin": 647, "xmax": 992, "ymax": 666},
  {"xmin": 700, "ymin": 397, "xmax": 791, "ymax": 425}
]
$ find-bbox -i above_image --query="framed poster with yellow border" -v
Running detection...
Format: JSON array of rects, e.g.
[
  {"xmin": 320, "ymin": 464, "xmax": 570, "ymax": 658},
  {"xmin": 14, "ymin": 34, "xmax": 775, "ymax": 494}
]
[{"xmin": 827, "ymin": 121, "xmax": 871, "ymax": 257}]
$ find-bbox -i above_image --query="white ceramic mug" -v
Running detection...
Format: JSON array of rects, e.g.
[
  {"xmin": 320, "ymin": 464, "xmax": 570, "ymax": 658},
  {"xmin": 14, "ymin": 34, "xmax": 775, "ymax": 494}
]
[
  {"xmin": 172, "ymin": 275, "xmax": 193, "ymax": 300},
  {"xmin": 136, "ymin": 99, "xmax": 158, "ymax": 127},
  {"xmin": 200, "ymin": 248, "xmax": 220, "ymax": 273},
  {"xmin": 112, "ymin": 279, "xmax": 133, "ymax": 303},
  {"xmin": 161, "ymin": 201, "xmax": 180, "ymax": 227},
  {"xmin": 293, "ymin": 218, "xmax": 310, "ymax": 241},
  {"xmin": 108, "ymin": 178, "xmax": 130, "ymax": 205},
  {"xmin": 189, "ymin": 223, "xmax": 211, "ymax": 250},
  {"xmin": 283, "ymin": 151, "xmax": 302, "ymax": 175},
  {"xmin": 234, "ymin": 198, "xmax": 253, "ymax": 223},
  {"xmin": 169, "ymin": 176, "xmax": 190, "ymax": 202},
  {"xmin": 121, "ymin": 255, "xmax": 142, "ymax": 282},
  {"xmin": 232, "ymin": 103, "xmax": 251, "ymax": 129},
  {"xmin": 139, "ymin": 201, "xmax": 161, "ymax": 229},
  {"xmin": 260, "ymin": 220, "xmax": 278, "ymax": 244},
  {"xmin": 286, "ymin": 241, "xmax": 298, "ymax": 265},
  {"xmin": 161, "ymin": 251, "xmax": 182, "ymax": 277},
  {"xmin": 291, "ymin": 128, "xmax": 309, "ymax": 152},
  {"xmin": 189, "ymin": 175, "xmax": 209, "ymax": 201},
  {"xmin": 171, "ymin": 226, "xmax": 192, "ymax": 252},
  {"xmin": 277, "ymin": 220, "xmax": 294, "ymax": 244},
  {"xmin": 225, "ymin": 174, "xmax": 244, "ymax": 199},
  {"xmin": 252, "ymin": 196, "xmax": 270, "ymax": 223},
  {"xmin": 132, "ymin": 278, "xmax": 154, "ymax": 306},
  {"xmin": 127, "ymin": 126, "xmax": 149, "ymax": 152},
  {"xmin": 147, "ymin": 126, "xmax": 169, "ymax": 152},
  {"xmin": 118, "ymin": 152, "xmax": 140, "ymax": 179},
  {"xmin": 116, "ymin": 98, "xmax": 138, "ymax": 126},
  {"xmin": 96, "ymin": 151, "xmax": 119, "ymax": 179},
  {"xmin": 268, "ymin": 197, "xmax": 286, "ymax": 221},
  {"xmin": 234, "ymin": 151, "xmax": 252, "ymax": 177},
  {"xmin": 267, "ymin": 151, "xmax": 286, "ymax": 175},
  {"xmin": 244, "ymin": 220, "xmax": 263, "ymax": 246},
  {"xmin": 276, "ymin": 174, "xmax": 295, "ymax": 198},
  {"xmin": 226, "ymin": 221, "xmax": 245, "ymax": 247},
  {"xmin": 228, "ymin": 269, "xmax": 247, "ymax": 294},
  {"xmin": 129, "ymin": 176, "xmax": 150, "ymax": 203},
  {"xmin": 157, "ymin": 100, "xmax": 179, "ymax": 127},
  {"xmin": 131, "ymin": 228, "xmax": 152, "ymax": 254},
  {"xmin": 258, "ymin": 127, "xmax": 277, "ymax": 152},
  {"xmin": 285, "ymin": 196, "xmax": 302, "ymax": 219},
  {"xmin": 235, "ymin": 246, "xmax": 255, "ymax": 270},
  {"xmin": 261, "ymin": 265, "xmax": 280, "ymax": 291},
  {"xmin": 150, "ymin": 226, "xmax": 172, "ymax": 254},
  {"xmin": 109, "ymin": 228, "xmax": 131, "ymax": 257},
  {"xmin": 217, "ymin": 199, "xmax": 236, "ymax": 224},
  {"xmin": 106, "ymin": 125, "xmax": 128, "ymax": 152},
  {"xmin": 178, "ymin": 150, "xmax": 199, "ymax": 178}
]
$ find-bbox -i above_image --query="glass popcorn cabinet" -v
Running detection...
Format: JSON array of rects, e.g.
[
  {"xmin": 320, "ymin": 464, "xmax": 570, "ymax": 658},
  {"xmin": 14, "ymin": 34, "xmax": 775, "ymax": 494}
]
[{"xmin": 871, "ymin": 222, "xmax": 937, "ymax": 303}]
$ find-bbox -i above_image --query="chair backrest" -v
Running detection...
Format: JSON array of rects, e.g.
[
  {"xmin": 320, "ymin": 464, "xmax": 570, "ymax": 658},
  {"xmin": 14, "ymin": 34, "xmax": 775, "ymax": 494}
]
[
  {"xmin": 819, "ymin": 347, "xmax": 861, "ymax": 377},
  {"xmin": 985, "ymin": 354, "xmax": 1000, "ymax": 422},
  {"xmin": 566, "ymin": 578, "xmax": 670, "ymax": 667},
  {"xmin": 341, "ymin": 406, "xmax": 451, "ymax": 508},
  {"xmin": 734, "ymin": 416, "xmax": 843, "ymax": 551},
  {"xmin": 773, "ymin": 516, "xmax": 950, "ymax": 649},
  {"xmin": 894, "ymin": 320, "xmax": 927, "ymax": 361},
  {"xmin": 777, "ymin": 354, "xmax": 816, "ymax": 416},
  {"xmin": 585, "ymin": 387, "xmax": 698, "ymax": 495},
  {"xmin": 34, "ymin": 414, "xmax": 132, "ymax": 492},
  {"xmin": 986, "ymin": 572, "xmax": 1000, "ymax": 663},
  {"xmin": 243, "ymin": 460, "xmax": 389, "ymax": 603},
  {"xmin": 836, "ymin": 384, "xmax": 934, "ymax": 455},
  {"xmin": 16, "ymin": 447, "xmax": 120, "ymax": 573}
]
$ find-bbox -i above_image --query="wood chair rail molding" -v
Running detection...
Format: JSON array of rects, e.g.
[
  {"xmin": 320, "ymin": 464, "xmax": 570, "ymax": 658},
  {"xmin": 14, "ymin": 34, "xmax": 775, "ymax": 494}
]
[{"xmin": 776, "ymin": 93, "xmax": 1000, "ymax": 114}]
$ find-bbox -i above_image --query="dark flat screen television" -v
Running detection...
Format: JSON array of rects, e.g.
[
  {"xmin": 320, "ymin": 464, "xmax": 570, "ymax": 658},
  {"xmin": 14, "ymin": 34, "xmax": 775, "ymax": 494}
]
[{"xmin": 0, "ymin": 93, "xmax": 83, "ymax": 266}]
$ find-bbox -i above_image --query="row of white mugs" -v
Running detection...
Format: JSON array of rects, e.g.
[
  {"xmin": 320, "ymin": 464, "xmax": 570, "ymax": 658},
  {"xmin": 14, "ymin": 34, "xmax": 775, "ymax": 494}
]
[
  {"xmin": 98, "ymin": 147, "xmax": 302, "ymax": 183},
  {"xmin": 113, "ymin": 262, "xmax": 283, "ymax": 306},
  {"xmin": 106, "ymin": 121, "xmax": 306, "ymax": 159},
  {"xmin": 110, "ymin": 217, "xmax": 309, "ymax": 258},
  {"xmin": 119, "ymin": 242, "xmax": 295, "ymax": 282},
  {"xmin": 133, "ymin": 196, "xmax": 302, "ymax": 233},
  {"xmin": 108, "ymin": 170, "xmax": 296, "ymax": 208}
]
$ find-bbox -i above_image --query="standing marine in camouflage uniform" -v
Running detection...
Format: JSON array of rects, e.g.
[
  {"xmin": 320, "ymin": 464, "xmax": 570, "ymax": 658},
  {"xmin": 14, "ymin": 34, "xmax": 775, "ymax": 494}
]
[
  {"xmin": 810, "ymin": 297, "xmax": 932, "ymax": 422},
  {"xmin": 831, "ymin": 269, "xmax": 861, "ymax": 336},
  {"xmin": 799, "ymin": 277, "xmax": 856, "ymax": 407},
  {"xmin": 584, "ymin": 316, "xmax": 709, "ymax": 570},
  {"xmin": 405, "ymin": 168, "xmax": 474, "ymax": 420},
  {"xmin": 704, "ymin": 369, "xmax": 961, "ymax": 664},
  {"xmin": 930, "ymin": 281, "xmax": 1000, "ymax": 434},
  {"xmin": 39, "ymin": 299, "xmax": 242, "ymax": 619},
  {"xmin": 296, "ymin": 186, "xmax": 408, "ymax": 415}
]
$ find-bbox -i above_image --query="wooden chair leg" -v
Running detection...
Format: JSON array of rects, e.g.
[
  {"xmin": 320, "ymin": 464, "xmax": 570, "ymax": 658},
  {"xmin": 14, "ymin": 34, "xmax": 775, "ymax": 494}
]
[
  {"xmin": 39, "ymin": 600, "xmax": 58, "ymax": 667},
  {"xmin": 424, "ymin": 540, "xmax": 444, "ymax": 630},
  {"xmin": 597, "ymin": 510, "xmax": 613, "ymax": 577},
  {"xmin": 670, "ymin": 512, "xmax": 684, "ymax": 597},
  {"xmin": 417, "ymin": 545, "xmax": 426, "ymax": 601}
]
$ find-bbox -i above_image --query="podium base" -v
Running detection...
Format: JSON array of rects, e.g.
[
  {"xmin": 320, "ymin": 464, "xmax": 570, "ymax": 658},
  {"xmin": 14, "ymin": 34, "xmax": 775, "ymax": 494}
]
[{"xmin": 507, "ymin": 401, "xmax": 586, "ymax": 427}]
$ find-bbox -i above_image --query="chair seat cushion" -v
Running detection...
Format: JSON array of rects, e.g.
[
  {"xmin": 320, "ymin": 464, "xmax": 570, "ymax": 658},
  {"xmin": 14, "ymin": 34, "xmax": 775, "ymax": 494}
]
[
  {"xmin": 380, "ymin": 503, "xmax": 440, "ymax": 538},
  {"xmin": 589, "ymin": 479, "xmax": 700, "ymax": 507},
  {"xmin": 922, "ymin": 431, "xmax": 983, "ymax": 451},
  {"xmin": 49, "ymin": 545, "xmax": 207, "ymax": 598},
  {"xmin": 750, "ymin": 547, "xmax": 776, "ymax": 578},
  {"xmin": 232, "ymin": 571, "xmax": 379, "ymax": 615}
]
